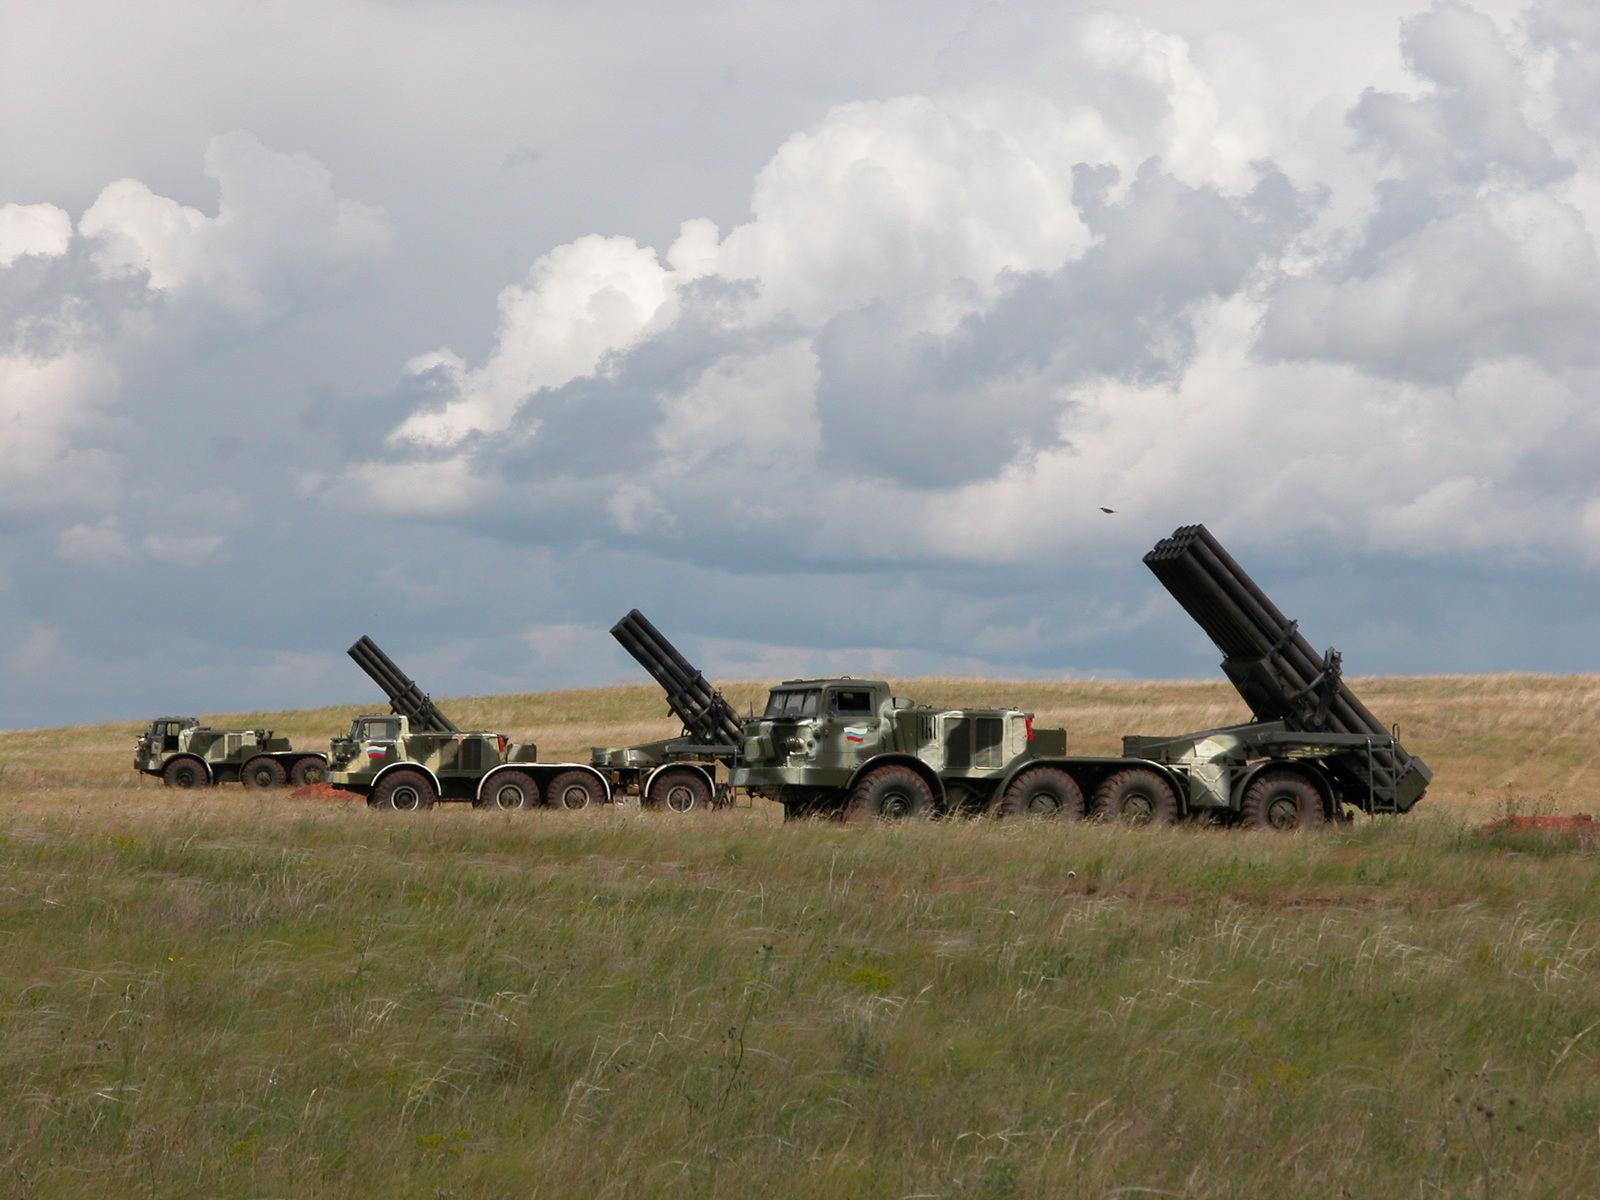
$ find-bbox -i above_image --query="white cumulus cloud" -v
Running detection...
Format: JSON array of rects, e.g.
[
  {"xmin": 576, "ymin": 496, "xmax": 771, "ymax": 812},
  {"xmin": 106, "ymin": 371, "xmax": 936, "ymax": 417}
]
[
  {"xmin": 1, "ymin": 133, "xmax": 390, "ymax": 550},
  {"xmin": 0, "ymin": 203, "xmax": 72, "ymax": 267},
  {"xmin": 346, "ymin": 0, "xmax": 1600, "ymax": 576},
  {"xmin": 79, "ymin": 130, "xmax": 390, "ymax": 330}
]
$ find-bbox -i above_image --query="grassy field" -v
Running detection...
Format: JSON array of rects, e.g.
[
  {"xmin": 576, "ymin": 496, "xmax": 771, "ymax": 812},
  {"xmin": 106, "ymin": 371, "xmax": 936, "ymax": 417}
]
[{"xmin": 2, "ymin": 674, "xmax": 1599, "ymax": 1197}]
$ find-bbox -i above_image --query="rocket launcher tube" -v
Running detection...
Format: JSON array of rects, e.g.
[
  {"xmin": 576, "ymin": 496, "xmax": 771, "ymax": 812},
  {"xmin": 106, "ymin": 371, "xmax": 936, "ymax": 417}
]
[
  {"xmin": 610, "ymin": 610, "xmax": 743, "ymax": 747},
  {"xmin": 1143, "ymin": 525, "xmax": 1429, "ymax": 810},
  {"xmin": 347, "ymin": 636, "xmax": 459, "ymax": 734}
]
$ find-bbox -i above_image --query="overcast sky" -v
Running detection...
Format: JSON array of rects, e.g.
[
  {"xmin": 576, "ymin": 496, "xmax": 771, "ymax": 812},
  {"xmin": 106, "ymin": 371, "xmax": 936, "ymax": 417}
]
[{"xmin": 2, "ymin": 0, "xmax": 1597, "ymax": 728}]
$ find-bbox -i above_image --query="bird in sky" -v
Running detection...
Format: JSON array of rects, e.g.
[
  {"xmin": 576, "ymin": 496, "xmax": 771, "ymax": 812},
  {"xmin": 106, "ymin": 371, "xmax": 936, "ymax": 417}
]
[{"xmin": 1099, "ymin": 507, "xmax": 1116, "ymax": 514}]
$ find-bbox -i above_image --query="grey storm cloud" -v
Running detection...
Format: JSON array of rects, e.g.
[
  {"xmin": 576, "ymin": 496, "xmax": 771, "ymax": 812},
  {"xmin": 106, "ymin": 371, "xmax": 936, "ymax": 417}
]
[
  {"xmin": 2, "ymin": 0, "xmax": 1600, "ymax": 729},
  {"xmin": 813, "ymin": 161, "xmax": 1312, "ymax": 487}
]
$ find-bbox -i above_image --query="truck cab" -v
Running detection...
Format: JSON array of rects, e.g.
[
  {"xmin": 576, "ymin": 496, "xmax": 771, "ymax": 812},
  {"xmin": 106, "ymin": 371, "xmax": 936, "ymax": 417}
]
[
  {"xmin": 738, "ymin": 679, "xmax": 894, "ymax": 784},
  {"xmin": 328, "ymin": 713, "xmax": 506, "ymax": 790}
]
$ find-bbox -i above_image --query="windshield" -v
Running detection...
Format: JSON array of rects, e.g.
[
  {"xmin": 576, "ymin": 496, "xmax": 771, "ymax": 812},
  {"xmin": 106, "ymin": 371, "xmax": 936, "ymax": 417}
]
[{"xmin": 764, "ymin": 688, "xmax": 820, "ymax": 719}]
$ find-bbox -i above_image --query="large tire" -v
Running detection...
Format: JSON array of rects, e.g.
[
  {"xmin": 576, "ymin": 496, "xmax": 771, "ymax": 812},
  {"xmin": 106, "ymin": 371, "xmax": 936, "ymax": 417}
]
[
  {"xmin": 846, "ymin": 765, "xmax": 935, "ymax": 823},
  {"xmin": 371, "ymin": 769, "xmax": 435, "ymax": 812},
  {"xmin": 290, "ymin": 757, "xmax": 327, "ymax": 788},
  {"xmin": 993, "ymin": 767, "xmax": 1084, "ymax": 820},
  {"xmin": 1092, "ymin": 768, "xmax": 1178, "ymax": 826},
  {"xmin": 646, "ymin": 768, "xmax": 711, "ymax": 813},
  {"xmin": 162, "ymin": 757, "xmax": 211, "ymax": 789},
  {"xmin": 1240, "ymin": 770, "xmax": 1325, "ymax": 832},
  {"xmin": 478, "ymin": 771, "xmax": 538, "ymax": 811},
  {"xmin": 547, "ymin": 770, "xmax": 603, "ymax": 811},
  {"xmin": 241, "ymin": 756, "xmax": 287, "ymax": 791}
]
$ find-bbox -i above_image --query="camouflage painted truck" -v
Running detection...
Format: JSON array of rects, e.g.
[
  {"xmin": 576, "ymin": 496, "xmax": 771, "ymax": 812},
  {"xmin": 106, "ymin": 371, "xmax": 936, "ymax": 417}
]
[
  {"xmin": 134, "ymin": 718, "xmax": 327, "ymax": 789},
  {"xmin": 326, "ymin": 636, "xmax": 610, "ymax": 811},
  {"xmin": 592, "ymin": 522, "xmax": 1431, "ymax": 828},
  {"xmin": 590, "ymin": 609, "xmax": 1165, "ymax": 821}
]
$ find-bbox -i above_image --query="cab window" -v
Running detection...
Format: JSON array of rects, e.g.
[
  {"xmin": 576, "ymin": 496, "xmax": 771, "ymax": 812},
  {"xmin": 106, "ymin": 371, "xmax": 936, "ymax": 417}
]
[
  {"xmin": 764, "ymin": 689, "xmax": 820, "ymax": 718},
  {"xmin": 829, "ymin": 689, "xmax": 873, "ymax": 715},
  {"xmin": 362, "ymin": 718, "xmax": 400, "ymax": 741}
]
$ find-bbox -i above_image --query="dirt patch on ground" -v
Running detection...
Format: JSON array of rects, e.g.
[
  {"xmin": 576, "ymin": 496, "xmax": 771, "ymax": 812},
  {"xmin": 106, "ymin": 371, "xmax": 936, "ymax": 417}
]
[
  {"xmin": 1481, "ymin": 814, "xmax": 1599, "ymax": 837},
  {"xmin": 288, "ymin": 783, "xmax": 354, "ymax": 803}
]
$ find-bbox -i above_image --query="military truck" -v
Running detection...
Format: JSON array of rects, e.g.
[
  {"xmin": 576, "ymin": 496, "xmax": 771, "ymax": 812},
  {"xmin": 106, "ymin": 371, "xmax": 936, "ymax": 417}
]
[
  {"xmin": 326, "ymin": 637, "xmax": 610, "ymax": 811},
  {"xmin": 592, "ymin": 610, "xmax": 1171, "ymax": 821},
  {"xmin": 732, "ymin": 677, "xmax": 1174, "ymax": 821},
  {"xmin": 594, "ymin": 521, "xmax": 1432, "ymax": 828},
  {"xmin": 134, "ymin": 718, "xmax": 327, "ymax": 789}
]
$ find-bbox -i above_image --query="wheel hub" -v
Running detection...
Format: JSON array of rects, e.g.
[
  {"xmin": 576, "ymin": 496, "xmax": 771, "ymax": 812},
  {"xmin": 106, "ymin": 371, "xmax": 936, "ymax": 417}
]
[
  {"xmin": 881, "ymin": 792, "xmax": 914, "ymax": 818},
  {"xmin": 1266, "ymin": 796, "xmax": 1300, "ymax": 830}
]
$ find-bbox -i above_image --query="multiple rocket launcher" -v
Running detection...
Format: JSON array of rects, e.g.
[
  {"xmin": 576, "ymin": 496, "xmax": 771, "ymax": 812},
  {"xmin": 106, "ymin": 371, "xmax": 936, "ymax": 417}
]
[
  {"xmin": 1143, "ymin": 525, "xmax": 1430, "ymax": 812},
  {"xmin": 143, "ymin": 524, "xmax": 1433, "ymax": 823},
  {"xmin": 333, "ymin": 524, "xmax": 1431, "ymax": 823}
]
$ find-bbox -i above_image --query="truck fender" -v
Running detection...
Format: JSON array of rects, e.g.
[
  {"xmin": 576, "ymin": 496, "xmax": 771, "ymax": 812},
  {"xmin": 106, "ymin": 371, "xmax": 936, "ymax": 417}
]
[
  {"xmin": 1131, "ymin": 762, "xmax": 1189, "ymax": 815},
  {"xmin": 371, "ymin": 760, "xmax": 442, "ymax": 797},
  {"xmin": 641, "ymin": 761, "xmax": 715, "ymax": 801},
  {"xmin": 845, "ymin": 755, "xmax": 946, "ymax": 809},
  {"xmin": 1230, "ymin": 759, "xmax": 1335, "ymax": 816},
  {"xmin": 530, "ymin": 763, "xmax": 614, "ymax": 805}
]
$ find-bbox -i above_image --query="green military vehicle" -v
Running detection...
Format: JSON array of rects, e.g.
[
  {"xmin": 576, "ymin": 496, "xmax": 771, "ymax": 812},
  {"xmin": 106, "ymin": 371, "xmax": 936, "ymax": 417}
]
[
  {"xmin": 327, "ymin": 637, "xmax": 610, "ymax": 811},
  {"xmin": 731, "ymin": 675, "xmax": 1170, "ymax": 821},
  {"xmin": 595, "ymin": 610, "xmax": 1166, "ymax": 820},
  {"xmin": 597, "ymin": 523, "xmax": 1432, "ymax": 828},
  {"xmin": 134, "ymin": 718, "xmax": 328, "ymax": 789}
]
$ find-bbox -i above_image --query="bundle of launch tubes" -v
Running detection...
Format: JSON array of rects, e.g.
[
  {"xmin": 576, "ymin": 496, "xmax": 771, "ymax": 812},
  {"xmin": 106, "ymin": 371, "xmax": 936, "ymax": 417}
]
[
  {"xmin": 1144, "ymin": 523, "xmax": 1429, "ymax": 806},
  {"xmin": 610, "ymin": 609, "xmax": 744, "ymax": 748}
]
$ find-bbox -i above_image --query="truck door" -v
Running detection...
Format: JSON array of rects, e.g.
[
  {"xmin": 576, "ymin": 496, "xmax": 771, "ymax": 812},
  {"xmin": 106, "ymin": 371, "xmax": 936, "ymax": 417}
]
[{"xmin": 821, "ymin": 687, "xmax": 878, "ymax": 763}]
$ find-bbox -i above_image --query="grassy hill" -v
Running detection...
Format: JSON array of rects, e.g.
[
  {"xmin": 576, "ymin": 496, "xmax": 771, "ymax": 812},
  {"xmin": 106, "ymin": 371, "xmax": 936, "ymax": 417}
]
[{"xmin": 1, "ymin": 674, "xmax": 1598, "ymax": 1197}]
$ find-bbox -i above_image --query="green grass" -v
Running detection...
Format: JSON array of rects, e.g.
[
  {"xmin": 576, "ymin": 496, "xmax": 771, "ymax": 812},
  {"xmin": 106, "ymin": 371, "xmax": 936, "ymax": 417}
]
[{"xmin": 2, "ymin": 675, "xmax": 1600, "ymax": 1196}]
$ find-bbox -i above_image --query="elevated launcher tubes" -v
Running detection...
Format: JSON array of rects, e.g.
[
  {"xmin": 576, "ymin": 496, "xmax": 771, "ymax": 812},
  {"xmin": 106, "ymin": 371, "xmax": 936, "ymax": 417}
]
[
  {"xmin": 347, "ymin": 635, "xmax": 459, "ymax": 733},
  {"xmin": 333, "ymin": 637, "xmax": 610, "ymax": 811},
  {"xmin": 584, "ymin": 611, "xmax": 746, "ymax": 811},
  {"xmin": 610, "ymin": 610, "xmax": 743, "ymax": 750},
  {"xmin": 1141, "ymin": 525, "xmax": 1431, "ymax": 814}
]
